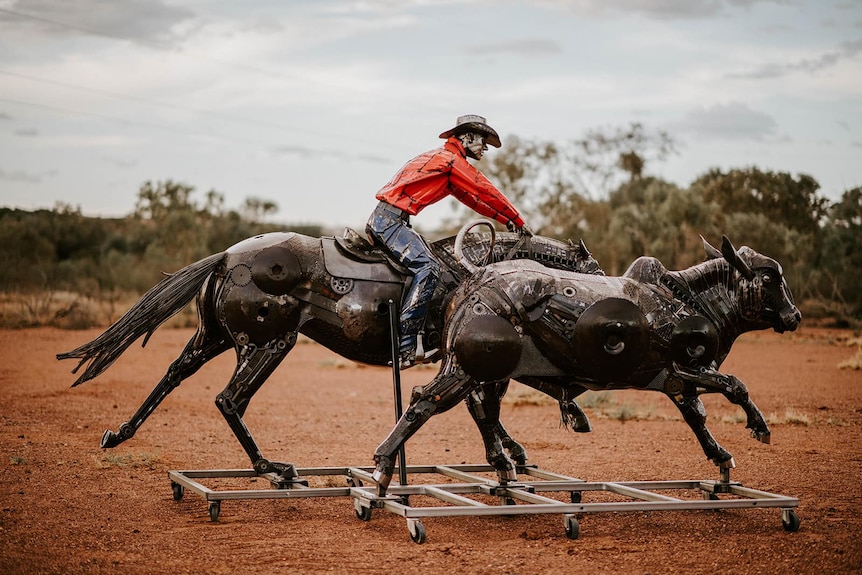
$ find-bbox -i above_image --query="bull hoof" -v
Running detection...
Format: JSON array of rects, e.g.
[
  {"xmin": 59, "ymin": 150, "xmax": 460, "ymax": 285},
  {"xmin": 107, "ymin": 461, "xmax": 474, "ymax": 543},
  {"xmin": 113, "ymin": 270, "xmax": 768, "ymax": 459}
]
[
  {"xmin": 501, "ymin": 439, "xmax": 528, "ymax": 466},
  {"xmin": 494, "ymin": 463, "xmax": 518, "ymax": 484}
]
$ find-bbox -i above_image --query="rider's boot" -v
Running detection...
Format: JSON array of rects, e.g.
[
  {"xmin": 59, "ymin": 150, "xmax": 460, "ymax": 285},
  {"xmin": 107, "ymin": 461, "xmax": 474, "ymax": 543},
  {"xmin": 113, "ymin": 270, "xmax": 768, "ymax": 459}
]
[{"xmin": 398, "ymin": 334, "xmax": 417, "ymax": 369}]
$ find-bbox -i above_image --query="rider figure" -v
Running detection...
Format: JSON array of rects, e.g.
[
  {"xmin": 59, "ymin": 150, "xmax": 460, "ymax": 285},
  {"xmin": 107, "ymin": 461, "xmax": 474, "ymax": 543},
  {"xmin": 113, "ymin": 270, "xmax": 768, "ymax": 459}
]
[{"xmin": 367, "ymin": 114, "xmax": 531, "ymax": 367}]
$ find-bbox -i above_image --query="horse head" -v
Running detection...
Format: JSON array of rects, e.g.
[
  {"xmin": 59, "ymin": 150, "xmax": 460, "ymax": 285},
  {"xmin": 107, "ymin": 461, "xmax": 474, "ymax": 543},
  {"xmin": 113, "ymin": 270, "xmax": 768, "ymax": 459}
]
[{"xmin": 703, "ymin": 235, "xmax": 801, "ymax": 334}]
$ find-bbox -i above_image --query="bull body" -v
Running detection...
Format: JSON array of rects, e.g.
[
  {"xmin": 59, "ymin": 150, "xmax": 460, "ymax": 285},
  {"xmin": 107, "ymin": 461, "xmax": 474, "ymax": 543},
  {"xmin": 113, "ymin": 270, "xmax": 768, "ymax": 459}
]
[{"xmin": 372, "ymin": 236, "xmax": 801, "ymax": 495}]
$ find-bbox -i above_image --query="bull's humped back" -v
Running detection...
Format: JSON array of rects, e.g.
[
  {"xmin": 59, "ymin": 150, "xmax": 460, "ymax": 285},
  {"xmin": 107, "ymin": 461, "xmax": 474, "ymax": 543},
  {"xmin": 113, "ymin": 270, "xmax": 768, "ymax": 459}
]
[{"xmin": 479, "ymin": 260, "xmax": 661, "ymax": 313}]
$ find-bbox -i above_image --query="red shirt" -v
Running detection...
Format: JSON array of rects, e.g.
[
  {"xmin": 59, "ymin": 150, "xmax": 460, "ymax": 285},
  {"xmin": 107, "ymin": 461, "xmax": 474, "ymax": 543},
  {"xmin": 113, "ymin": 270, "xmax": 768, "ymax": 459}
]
[{"xmin": 376, "ymin": 137, "xmax": 525, "ymax": 228}]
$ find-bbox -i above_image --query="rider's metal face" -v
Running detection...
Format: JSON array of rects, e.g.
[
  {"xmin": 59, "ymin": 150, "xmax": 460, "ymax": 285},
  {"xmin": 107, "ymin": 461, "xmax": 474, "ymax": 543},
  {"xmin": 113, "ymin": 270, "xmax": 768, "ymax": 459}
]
[{"xmin": 461, "ymin": 132, "xmax": 488, "ymax": 160}]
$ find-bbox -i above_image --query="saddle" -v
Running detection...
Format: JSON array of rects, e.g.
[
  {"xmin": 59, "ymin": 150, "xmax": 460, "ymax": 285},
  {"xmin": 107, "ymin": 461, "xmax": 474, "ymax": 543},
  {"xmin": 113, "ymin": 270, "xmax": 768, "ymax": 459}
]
[{"xmin": 321, "ymin": 228, "xmax": 409, "ymax": 283}]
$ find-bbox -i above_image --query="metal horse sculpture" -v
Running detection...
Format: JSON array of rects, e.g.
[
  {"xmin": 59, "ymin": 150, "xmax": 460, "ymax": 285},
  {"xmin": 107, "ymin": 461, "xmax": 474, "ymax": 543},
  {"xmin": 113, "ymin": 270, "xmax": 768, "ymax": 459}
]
[
  {"xmin": 58, "ymin": 227, "xmax": 601, "ymax": 482},
  {"xmin": 371, "ymin": 233, "xmax": 801, "ymax": 494}
]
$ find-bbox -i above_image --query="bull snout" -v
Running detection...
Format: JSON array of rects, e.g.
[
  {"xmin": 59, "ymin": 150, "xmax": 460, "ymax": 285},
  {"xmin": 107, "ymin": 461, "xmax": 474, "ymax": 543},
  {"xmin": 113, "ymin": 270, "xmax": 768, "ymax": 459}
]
[{"xmin": 776, "ymin": 305, "xmax": 802, "ymax": 333}]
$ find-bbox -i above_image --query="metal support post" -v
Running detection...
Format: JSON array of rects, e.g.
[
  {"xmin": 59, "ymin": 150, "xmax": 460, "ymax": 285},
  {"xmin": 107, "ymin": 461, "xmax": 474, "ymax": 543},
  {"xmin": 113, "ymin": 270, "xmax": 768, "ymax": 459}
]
[{"xmin": 387, "ymin": 299, "xmax": 408, "ymax": 490}]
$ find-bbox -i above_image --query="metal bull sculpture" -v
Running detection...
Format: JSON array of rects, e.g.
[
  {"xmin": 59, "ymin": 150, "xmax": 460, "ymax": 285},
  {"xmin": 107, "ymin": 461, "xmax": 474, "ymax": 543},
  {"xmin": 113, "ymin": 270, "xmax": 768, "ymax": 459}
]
[
  {"xmin": 371, "ymin": 233, "xmax": 801, "ymax": 495},
  {"xmin": 58, "ymin": 226, "xmax": 601, "ymax": 482}
]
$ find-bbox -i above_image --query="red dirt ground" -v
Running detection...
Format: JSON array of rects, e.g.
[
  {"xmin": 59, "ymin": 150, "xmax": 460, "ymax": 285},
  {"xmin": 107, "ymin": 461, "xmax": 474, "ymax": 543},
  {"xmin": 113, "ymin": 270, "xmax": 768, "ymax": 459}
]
[{"xmin": 1, "ymin": 326, "xmax": 860, "ymax": 574}]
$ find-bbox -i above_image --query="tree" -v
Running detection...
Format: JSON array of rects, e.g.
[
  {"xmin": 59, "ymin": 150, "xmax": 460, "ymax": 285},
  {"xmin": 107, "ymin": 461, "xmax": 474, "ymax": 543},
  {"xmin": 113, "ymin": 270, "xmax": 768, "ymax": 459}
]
[
  {"xmin": 572, "ymin": 122, "xmax": 676, "ymax": 196},
  {"xmin": 817, "ymin": 187, "xmax": 862, "ymax": 317},
  {"xmin": 690, "ymin": 168, "xmax": 828, "ymax": 235},
  {"xmin": 608, "ymin": 178, "xmax": 718, "ymax": 273}
]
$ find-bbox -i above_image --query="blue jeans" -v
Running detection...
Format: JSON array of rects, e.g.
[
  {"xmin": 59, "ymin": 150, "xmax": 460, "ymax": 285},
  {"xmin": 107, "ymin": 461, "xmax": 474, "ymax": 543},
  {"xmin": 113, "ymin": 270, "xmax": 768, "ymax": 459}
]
[{"xmin": 366, "ymin": 202, "xmax": 440, "ymax": 355}]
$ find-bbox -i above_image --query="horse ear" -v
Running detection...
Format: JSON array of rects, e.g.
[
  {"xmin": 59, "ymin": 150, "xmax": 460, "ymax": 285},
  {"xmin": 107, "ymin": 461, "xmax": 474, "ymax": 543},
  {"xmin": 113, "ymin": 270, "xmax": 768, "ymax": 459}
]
[
  {"xmin": 701, "ymin": 235, "xmax": 722, "ymax": 260},
  {"xmin": 579, "ymin": 238, "xmax": 592, "ymax": 258},
  {"xmin": 720, "ymin": 235, "xmax": 755, "ymax": 280}
]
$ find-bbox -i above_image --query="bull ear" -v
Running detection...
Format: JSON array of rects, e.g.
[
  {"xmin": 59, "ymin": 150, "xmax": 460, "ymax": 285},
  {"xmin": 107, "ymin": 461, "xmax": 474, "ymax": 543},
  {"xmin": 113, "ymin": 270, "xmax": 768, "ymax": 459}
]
[
  {"xmin": 721, "ymin": 235, "xmax": 755, "ymax": 280},
  {"xmin": 701, "ymin": 235, "xmax": 722, "ymax": 260}
]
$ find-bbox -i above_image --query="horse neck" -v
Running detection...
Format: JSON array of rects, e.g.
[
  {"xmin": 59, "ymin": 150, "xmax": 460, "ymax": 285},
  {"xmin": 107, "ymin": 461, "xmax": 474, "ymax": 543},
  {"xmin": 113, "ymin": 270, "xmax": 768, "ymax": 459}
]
[{"xmin": 664, "ymin": 259, "xmax": 746, "ymax": 347}]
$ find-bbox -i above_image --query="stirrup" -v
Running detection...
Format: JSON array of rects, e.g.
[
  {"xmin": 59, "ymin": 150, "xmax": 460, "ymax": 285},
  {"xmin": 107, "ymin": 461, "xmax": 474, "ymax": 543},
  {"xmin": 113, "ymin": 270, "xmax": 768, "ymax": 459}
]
[{"xmin": 414, "ymin": 336, "xmax": 438, "ymax": 365}]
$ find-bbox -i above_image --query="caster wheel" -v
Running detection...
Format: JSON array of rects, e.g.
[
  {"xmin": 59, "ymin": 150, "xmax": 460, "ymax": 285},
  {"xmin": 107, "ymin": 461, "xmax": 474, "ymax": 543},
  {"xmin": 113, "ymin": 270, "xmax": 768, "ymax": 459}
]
[
  {"xmin": 408, "ymin": 519, "xmax": 426, "ymax": 544},
  {"xmin": 354, "ymin": 499, "xmax": 372, "ymax": 522},
  {"xmin": 208, "ymin": 501, "xmax": 221, "ymax": 522},
  {"xmin": 570, "ymin": 491, "xmax": 582, "ymax": 504},
  {"xmin": 500, "ymin": 497, "xmax": 516, "ymax": 506},
  {"xmin": 703, "ymin": 492, "xmax": 719, "ymax": 501},
  {"xmin": 171, "ymin": 482, "xmax": 184, "ymax": 501},
  {"xmin": 781, "ymin": 509, "xmax": 800, "ymax": 532},
  {"xmin": 347, "ymin": 476, "xmax": 363, "ymax": 488},
  {"xmin": 564, "ymin": 514, "xmax": 580, "ymax": 540}
]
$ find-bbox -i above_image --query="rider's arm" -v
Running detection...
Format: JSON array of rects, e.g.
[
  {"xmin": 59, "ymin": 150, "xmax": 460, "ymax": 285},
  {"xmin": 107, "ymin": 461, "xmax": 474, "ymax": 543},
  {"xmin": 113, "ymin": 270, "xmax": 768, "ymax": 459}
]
[{"xmin": 448, "ymin": 158, "xmax": 525, "ymax": 228}]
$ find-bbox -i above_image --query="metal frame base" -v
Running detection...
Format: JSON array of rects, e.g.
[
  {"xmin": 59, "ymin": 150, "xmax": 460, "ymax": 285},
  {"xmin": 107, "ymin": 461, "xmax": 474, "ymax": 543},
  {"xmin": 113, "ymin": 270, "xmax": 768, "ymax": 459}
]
[{"xmin": 167, "ymin": 464, "xmax": 800, "ymax": 542}]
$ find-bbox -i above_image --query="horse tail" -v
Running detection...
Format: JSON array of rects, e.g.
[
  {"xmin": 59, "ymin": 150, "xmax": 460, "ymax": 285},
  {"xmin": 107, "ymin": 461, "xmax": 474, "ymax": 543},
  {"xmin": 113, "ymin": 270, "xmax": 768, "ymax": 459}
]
[{"xmin": 57, "ymin": 252, "xmax": 225, "ymax": 387}]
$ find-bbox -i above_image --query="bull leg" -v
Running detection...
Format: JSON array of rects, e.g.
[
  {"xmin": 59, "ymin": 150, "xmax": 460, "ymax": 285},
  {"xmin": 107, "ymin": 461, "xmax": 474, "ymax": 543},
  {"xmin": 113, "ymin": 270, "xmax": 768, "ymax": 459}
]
[
  {"xmin": 216, "ymin": 335, "xmax": 295, "ymax": 480},
  {"xmin": 373, "ymin": 359, "xmax": 475, "ymax": 496},
  {"xmin": 466, "ymin": 384, "xmax": 519, "ymax": 483},
  {"xmin": 673, "ymin": 365, "xmax": 771, "ymax": 444},
  {"xmin": 101, "ymin": 331, "xmax": 229, "ymax": 448},
  {"xmin": 518, "ymin": 377, "xmax": 592, "ymax": 432},
  {"xmin": 671, "ymin": 394, "xmax": 735, "ymax": 468},
  {"xmin": 471, "ymin": 380, "xmax": 529, "ymax": 464}
]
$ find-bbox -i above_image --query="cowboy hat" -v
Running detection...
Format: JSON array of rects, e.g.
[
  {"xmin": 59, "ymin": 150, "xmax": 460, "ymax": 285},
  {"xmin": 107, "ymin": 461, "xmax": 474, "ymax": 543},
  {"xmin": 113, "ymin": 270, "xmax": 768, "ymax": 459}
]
[{"xmin": 438, "ymin": 114, "xmax": 501, "ymax": 148}]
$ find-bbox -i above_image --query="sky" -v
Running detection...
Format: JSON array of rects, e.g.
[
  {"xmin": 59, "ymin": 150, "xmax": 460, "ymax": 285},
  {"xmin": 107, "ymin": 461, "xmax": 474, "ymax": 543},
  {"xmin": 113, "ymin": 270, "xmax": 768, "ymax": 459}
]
[{"xmin": 1, "ymin": 0, "xmax": 861, "ymax": 232}]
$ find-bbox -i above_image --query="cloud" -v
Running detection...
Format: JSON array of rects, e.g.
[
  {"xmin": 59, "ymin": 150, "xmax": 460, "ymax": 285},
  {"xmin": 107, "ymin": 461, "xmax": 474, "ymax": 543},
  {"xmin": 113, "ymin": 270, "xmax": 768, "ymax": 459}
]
[
  {"xmin": 462, "ymin": 39, "xmax": 563, "ymax": 57},
  {"xmin": 0, "ymin": 168, "xmax": 54, "ymax": 183},
  {"xmin": 100, "ymin": 156, "xmax": 138, "ymax": 169},
  {"xmin": 536, "ymin": 0, "xmax": 784, "ymax": 20},
  {"xmin": 731, "ymin": 38, "xmax": 862, "ymax": 79},
  {"xmin": 272, "ymin": 145, "xmax": 390, "ymax": 164},
  {"xmin": 676, "ymin": 102, "xmax": 779, "ymax": 141},
  {"xmin": 0, "ymin": 112, "xmax": 12, "ymax": 121},
  {"xmin": 14, "ymin": 128, "xmax": 39, "ymax": 137},
  {"xmin": 0, "ymin": 0, "xmax": 196, "ymax": 46}
]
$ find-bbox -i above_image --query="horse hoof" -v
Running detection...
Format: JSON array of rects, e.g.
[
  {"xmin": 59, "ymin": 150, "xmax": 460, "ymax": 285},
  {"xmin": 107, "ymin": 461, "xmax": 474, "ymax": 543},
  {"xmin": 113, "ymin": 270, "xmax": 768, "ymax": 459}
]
[
  {"xmin": 100, "ymin": 429, "xmax": 121, "ymax": 448},
  {"xmin": 752, "ymin": 430, "xmax": 771, "ymax": 444},
  {"xmin": 716, "ymin": 456, "xmax": 736, "ymax": 469},
  {"xmin": 372, "ymin": 468, "xmax": 392, "ymax": 496}
]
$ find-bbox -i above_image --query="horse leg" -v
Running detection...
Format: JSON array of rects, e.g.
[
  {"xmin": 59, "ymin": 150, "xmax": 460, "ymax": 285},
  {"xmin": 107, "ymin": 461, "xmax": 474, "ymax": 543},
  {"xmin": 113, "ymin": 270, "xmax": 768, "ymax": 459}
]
[
  {"xmin": 466, "ymin": 383, "xmax": 520, "ymax": 482},
  {"xmin": 101, "ymin": 325, "xmax": 229, "ymax": 448},
  {"xmin": 670, "ymin": 394, "xmax": 735, "ymax": 468},
  {"xmin": 673, "ymin": 365, "xmax": 771, "ymax": 444},
  {"xmin": 373, "ymin": 359, "xmax": 475, "ymax": 496},
  {"xmin": 215, "ymin": 335, "xmax": 296, "ymax": 480}
]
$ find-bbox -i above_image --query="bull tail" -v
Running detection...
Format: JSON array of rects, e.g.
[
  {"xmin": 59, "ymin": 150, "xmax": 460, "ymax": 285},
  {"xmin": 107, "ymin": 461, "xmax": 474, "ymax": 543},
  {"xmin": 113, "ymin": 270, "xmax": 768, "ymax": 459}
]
[{"xmin": 57, "ymin": 252, "xmax": 225, "ymax": 386}]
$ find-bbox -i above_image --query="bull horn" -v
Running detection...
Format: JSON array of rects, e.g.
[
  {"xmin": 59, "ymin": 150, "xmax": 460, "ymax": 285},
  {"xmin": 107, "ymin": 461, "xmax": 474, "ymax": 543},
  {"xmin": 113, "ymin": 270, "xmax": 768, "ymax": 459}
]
[
  {"xmin": 701, "ymin": 235, "xmax": 722, "ymax": 260},
  {"xmin": 720, "ymin": 235, "xmax": 755, "ymax": 280}
]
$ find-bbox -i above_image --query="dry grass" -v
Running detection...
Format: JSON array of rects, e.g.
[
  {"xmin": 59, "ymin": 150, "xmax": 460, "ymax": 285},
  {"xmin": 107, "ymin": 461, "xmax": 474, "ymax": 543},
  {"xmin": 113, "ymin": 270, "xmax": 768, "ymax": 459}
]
[
  {"xmin": 0, "ymin": 291, "xmax": 198, "ymax": 330},
  {"xmin": 767, "ymin": 407, "xmax": 811, "ymax": 426},
  {"xmin": 838, "ymin": 337, "xmax": 862, "ymax": 370},
  {"xmin": 94, "ymin": 452, "xmax": 161, "ymax": 469}
]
